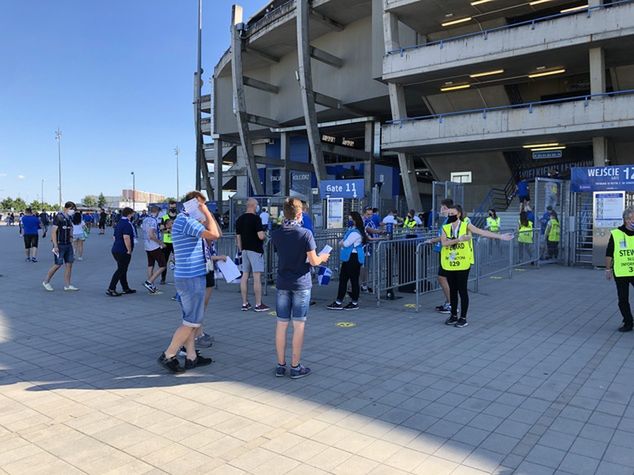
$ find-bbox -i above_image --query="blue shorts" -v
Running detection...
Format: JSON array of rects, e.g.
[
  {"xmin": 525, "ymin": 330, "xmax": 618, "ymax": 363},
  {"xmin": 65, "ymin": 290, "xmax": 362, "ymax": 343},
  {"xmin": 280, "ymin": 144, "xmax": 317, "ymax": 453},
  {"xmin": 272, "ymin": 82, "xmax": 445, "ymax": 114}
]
[
  {"xmin": 54, "ymin": 243, "xmax": 74, "ymax": 265},
  {"xmin": 276, "ymin": 289, "xmax": 311, "ymax": 322},
  {"xmin": 175, "ymin": 276, "xmax": 206, "ymax": 328}
]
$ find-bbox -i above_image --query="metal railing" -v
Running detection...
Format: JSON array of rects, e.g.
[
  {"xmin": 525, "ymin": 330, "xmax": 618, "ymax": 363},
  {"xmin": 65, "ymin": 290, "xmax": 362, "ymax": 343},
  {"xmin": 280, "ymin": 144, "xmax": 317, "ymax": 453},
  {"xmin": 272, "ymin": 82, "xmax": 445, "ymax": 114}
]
[
  {"xmin": 386, "ymin": 0, "xmax": 630, "ymax": 55},
  {"xmin": 387, "ymin": 89, "xmax": 634, "ymax": 126}
]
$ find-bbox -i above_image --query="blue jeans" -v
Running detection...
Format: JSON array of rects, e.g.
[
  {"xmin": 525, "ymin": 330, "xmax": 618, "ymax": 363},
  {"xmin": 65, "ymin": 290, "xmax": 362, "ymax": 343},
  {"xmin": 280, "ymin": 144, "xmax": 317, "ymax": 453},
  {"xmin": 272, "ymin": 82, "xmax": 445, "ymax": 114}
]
[
  {"xmin": 276, "ymin": 289, "xmax": 311, "ymax": 322},
  {"xmin": 175, "ymin": 276, "xmax": 206, "ymax": 328}
]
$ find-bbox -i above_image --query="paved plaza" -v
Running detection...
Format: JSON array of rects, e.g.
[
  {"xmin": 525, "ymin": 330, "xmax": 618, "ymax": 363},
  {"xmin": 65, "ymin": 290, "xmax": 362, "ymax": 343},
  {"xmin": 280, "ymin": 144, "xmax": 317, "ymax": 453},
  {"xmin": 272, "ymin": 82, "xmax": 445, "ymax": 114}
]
[{"xmin": 0, "ymin": 225, "xmax": 633, "ymax": 475}]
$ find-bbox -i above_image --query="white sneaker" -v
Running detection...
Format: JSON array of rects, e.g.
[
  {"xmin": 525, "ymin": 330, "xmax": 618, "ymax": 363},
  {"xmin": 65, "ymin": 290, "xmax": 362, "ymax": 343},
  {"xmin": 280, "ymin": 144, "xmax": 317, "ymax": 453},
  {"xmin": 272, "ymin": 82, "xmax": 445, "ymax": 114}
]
[
  {"xmin": 42, "ymin": 281, "xmax": 54, "ymax": 292},
  {"xmin": 77, "ymin": 257, "xmax": 83, "ymax": 261},
  {"xmin": 64, "ymin": 285, "xmax": 79, "ymax": 291}
]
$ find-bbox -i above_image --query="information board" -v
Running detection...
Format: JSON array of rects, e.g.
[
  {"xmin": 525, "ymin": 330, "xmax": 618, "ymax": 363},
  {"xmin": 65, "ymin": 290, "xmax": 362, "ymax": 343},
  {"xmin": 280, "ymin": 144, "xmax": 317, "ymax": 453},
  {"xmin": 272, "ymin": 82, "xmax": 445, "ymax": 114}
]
[
  {"xmin": 571, "ymin": 165, "xmax": 634, "ymax": 192},
  {"xmin": 326, "ymin": 197, "xmax": 344, "ymax": 229},
  {"xmin": 593, "ymin": 191, "xmax": 625, "ymax": 228}
]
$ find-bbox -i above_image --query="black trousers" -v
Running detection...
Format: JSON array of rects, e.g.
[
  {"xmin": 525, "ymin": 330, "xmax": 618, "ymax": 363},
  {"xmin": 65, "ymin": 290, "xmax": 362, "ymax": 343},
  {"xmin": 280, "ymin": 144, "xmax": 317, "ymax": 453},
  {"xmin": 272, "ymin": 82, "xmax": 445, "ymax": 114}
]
[
  {"xmin": 447, "ymin": 268, "xmax": 470, "ymax": 319},
  {"xmin": 337, "ymin": 254, "xmax": 361, "ymax": 303},
  {"xmin": 161, "ymin": 243, "xmax": 173, "ymax": 281},
  {"xmin": 615, "ymin": 276, "xmax": 634, "ymax": 327},
  {"xmin": 109, "ymin": 252, "xmax": 131, "ymax": 291}
]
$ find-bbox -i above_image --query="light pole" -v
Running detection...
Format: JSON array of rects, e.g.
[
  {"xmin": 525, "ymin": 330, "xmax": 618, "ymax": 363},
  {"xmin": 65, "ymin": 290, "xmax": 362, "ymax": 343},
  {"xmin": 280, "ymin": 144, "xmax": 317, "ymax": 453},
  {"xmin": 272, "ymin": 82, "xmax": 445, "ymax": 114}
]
[
  {"xmin": 174, "ymin": 146, "xmax": 180, "ymax": 200},
  {"xmin": 131, "ymin": 171, "xmax": 136, "ymax": 211},
  {"xmin": 55, "ymin": 128, "xmax": 62, "ymax": 208},
  {"xmin": 41, "ymin": 179, "xmax": 44, "ymax": 206}
]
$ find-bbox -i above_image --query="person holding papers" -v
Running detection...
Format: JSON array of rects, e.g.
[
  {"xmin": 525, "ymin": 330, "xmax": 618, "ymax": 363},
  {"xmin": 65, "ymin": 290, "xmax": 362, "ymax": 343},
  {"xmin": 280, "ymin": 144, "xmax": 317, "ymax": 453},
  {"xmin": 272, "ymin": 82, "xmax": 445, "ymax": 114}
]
[{"xmin": 270, "ymin": 197, "xmax": 330, "ymax": 379}]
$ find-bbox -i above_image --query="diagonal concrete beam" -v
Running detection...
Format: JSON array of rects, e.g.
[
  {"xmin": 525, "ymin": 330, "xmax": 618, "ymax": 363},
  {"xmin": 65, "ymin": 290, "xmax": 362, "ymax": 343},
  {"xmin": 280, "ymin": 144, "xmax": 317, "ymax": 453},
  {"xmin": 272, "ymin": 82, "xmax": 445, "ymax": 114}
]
[
  {"xmin": 297, "ymin": 0, "xmax": 327, "ymax": 183},
  {"xmin": 243, "ymin": 76, "xmax": 279, "ymax": 94},
  {"xmin": 246, "ymin": 47, "xmax": 280, "ymax": 64},
  {"xmin": 245, "ymin": 113, "xmax": 280, "ymax": 128},
  {"xmin": 313, "ymin": 92, "xmax": 365, "ymax": 116},
  {"xmin": 231, "ymin": 6, "xmax": 264, "ymax": 195},
  {"xmin": 309, "ymin": 46, "xmax": 343, "ymax": 68}
]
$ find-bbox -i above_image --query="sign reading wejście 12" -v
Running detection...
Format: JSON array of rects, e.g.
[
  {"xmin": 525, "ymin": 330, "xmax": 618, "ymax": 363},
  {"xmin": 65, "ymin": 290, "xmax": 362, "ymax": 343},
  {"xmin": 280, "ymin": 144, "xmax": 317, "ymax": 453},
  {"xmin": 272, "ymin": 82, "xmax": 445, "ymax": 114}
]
[
  {"xmin": 571, "ymin": 165, "xmax": 634, "ymax": 192},
  {"xmin": 319, "ymin": 179, "xmax": 365, "ymax": 199}
]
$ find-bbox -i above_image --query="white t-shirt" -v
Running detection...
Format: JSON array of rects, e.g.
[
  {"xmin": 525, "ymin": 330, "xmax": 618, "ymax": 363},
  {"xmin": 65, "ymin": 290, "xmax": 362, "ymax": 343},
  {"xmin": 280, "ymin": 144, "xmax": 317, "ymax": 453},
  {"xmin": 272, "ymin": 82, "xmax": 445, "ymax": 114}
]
[
  {"xmin": 72, "ymin": 222, "xmax": 84, "ymax": 236},
  {"xmin": 343, "ymin": 229, "xmax": 363, "ymax": 253},
  {"xmin": 382, "ymin": 215, "xmax": 397, "ymax": 225},
  {"xmin": 260, "ymin": 211, "xmax": 270, "ymax": 225},
  {"xmin": 142, "ymin": 215, "xmax": 161, "ymax": 251}
]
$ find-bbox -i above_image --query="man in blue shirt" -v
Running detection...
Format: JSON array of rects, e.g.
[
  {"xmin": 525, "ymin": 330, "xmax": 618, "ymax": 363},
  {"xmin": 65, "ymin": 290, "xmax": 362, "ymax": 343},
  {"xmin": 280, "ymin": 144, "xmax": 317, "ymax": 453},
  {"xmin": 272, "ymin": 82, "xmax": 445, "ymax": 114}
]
[
  {"xmin": 158, "ymin": 191, "xmax": 221, "ymax": 373},
  {"xmin": 301, "ymin": 200, "xmax": 314, "ymax": 236},
  {"xmin": 20, "ymin": 208, "xmax": 41, "ymax": 262},
  {"xmin": 271, "ymin": 197, "xmax": 329, "ymax": 379}
]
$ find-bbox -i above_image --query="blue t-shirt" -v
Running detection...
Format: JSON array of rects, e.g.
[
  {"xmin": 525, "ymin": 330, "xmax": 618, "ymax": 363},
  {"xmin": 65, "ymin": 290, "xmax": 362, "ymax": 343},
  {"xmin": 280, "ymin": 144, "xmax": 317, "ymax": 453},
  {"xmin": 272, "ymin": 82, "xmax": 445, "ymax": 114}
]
[
  {"xmin": 112, "ymin": 218, "xmax": 135, "ymax": 254},
  {"xmin": 301, "ymin": 212, "xmax": 314, "ymax": 236},
  {"xmin": 371, "ymin": 214, "xmax": 381, "ymax": 227},
  {"xmin": 433, "ymin": 217, "xmax": 448, "ymax": 253},
  {"xmin": 21, "ymin": 215, "xmax": 40, "ymax": 235},
  {"xmin": 518, "ymin": 180, "xmax": 529, "ymax": 197},
  {"xmin": 526, "ymin": 210, "xmax": 535, "ymax": 224},
  {"xmin": 172, "ymin": 213, "xmax": 206, "ymax": 279},
  {"xmin": 271, "ymin": 224, "xmax": 316, "ymax": 291}
]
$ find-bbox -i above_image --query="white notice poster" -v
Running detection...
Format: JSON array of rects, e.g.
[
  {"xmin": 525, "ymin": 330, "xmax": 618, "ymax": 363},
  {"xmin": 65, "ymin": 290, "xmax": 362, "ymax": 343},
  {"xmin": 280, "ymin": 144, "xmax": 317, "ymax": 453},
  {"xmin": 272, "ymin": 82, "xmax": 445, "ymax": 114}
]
[
  {"xmin": 593, "ymin": 191, "xmax": 625, "ymax": 228},
  {"xmin": 326, "ymin": 197, "xmax": 344, "ymax": 230}
]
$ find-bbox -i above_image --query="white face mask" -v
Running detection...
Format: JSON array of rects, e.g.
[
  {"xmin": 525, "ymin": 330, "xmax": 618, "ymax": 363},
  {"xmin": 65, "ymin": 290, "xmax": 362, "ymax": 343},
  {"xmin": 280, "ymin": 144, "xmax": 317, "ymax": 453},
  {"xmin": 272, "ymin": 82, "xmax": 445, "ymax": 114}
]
[{"xmin": 67, "ymin": 209, "xmax": 75, "ymax": 216}]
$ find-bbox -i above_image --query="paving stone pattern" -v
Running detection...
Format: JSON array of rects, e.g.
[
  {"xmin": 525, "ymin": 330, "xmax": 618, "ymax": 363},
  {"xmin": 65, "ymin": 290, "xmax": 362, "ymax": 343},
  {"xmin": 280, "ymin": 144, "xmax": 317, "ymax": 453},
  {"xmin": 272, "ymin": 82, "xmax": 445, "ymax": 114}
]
[{"xmin": 0, "ymin": 226, "xmax": 633, "ymax": 474}]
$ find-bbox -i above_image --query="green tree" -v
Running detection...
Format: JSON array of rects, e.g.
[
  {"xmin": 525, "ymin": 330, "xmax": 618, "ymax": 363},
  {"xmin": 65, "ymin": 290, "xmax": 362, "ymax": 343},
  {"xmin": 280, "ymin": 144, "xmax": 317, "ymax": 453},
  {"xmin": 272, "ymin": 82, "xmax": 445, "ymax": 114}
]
[
  {"xmin": 1, "ymin": 197, "xmax": 14, "ymax": 210},
  {"xmin": 11, "ymin": 197, "xmax": 27, "ymax": 211},
  {"xmin": 163, "ymin": 197, "xmax": 176, "ymax": 203},
  {"xmin": 97, "ymin": 193, "xmax": 107, "ymax": 208},
  {"xmin": 83, "ymin": 195, "xmax": 97, "ymax": 207}
]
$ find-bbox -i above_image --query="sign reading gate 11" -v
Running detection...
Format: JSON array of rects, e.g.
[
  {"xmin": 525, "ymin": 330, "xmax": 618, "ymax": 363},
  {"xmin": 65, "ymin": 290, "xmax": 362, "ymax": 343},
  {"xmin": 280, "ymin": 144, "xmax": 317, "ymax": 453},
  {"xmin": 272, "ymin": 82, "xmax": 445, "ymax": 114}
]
[
  {"xmin": 319, "ymin": 179, "xmax": 365, "ymax": 199},
  {"xmin": 571, "ymin": 165, "xmax": 634, "ymax": 192}
]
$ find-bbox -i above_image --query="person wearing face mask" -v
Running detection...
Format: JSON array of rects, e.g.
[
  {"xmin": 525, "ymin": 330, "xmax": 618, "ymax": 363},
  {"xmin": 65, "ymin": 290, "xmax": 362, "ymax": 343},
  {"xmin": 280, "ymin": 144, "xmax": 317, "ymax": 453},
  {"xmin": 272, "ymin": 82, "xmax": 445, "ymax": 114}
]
[
  {"xmin": 106, "ymin": 207, "xmax": 137, "ymax": 296},
  {"xmin": 327, "ymin": 211, "xmax": 368, "ymax": 311},
  {"xmin": 142, "ymin": 205, "xmax": 166, "ymax": 294},
  {"xmin": 441, "ymin": 205, "xmax": 513, "ymax": 328},
  {"xmin": 424, "ymin": 198, "xmax": 454, "ymax": 314},
  {"xmin": 159, "ymin": 200, "xmax": 178, "ymax": 284},
  {"xmin": 43, "ymin": 201, "xmax": 79, "ymax": 292},
  {"xmin": 605, "ymin": 206, "xmax": 634, "ymax": 332},
  {"xmin": 485, "ymin": 209, "xmax": 500, "ymax": 232}
]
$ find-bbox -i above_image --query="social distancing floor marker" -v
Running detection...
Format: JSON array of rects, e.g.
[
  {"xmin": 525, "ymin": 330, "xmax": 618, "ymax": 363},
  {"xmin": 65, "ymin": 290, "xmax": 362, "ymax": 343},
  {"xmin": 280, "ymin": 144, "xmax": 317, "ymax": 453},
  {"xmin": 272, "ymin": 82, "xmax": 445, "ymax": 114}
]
[
  {"xmin": 404, "ymin": 303, "xmax": 417, "ymax": 309},
  {"xmin": 268, "ymin": 311, "xmax": 277, "ymax": 317},
  {"xmin": 490, "ymin": 276, "xmax": 503, "ymax": 280},
  {"xmin": 336, "ymin": 322, "xmax": 357, "ymax": 328},
  {"xmin": 514, "ymin": 268, "xmax": 526, "ymax": 272}
]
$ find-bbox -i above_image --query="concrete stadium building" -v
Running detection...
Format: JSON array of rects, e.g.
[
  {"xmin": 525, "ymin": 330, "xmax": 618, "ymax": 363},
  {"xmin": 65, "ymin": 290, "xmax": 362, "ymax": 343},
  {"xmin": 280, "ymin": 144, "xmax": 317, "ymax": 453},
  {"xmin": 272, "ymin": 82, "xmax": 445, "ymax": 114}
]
[{"xmin": 201, "ymin": 0, "xmax": 634, "ymax": 213}]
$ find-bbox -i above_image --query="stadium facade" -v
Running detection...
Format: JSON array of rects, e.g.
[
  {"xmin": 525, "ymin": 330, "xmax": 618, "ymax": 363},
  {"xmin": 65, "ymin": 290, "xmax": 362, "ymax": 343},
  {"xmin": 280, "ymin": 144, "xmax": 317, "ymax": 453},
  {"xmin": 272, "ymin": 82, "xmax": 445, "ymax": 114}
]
[{"xmin": 199, "ymin": 0, "xmax": 633, "ymax": 213}]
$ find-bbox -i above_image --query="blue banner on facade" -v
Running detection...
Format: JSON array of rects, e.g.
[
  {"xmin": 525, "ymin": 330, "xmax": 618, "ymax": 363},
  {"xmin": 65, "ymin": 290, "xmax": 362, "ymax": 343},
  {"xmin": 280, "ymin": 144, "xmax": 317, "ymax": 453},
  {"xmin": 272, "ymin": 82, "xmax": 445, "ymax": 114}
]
[
  {"xmin": 571, "ymin": 165, "xmax": 634, "ymax": 192},
  {"xmin": 320, "ymin": 179, "xmax": 365, "ymax": 199}
]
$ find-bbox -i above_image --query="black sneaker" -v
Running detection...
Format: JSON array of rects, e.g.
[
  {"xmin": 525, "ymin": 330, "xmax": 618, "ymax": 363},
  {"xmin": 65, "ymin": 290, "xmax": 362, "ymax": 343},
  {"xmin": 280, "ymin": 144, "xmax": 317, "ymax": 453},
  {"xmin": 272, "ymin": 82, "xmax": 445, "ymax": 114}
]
[
  {"xmin": 144, "ymin": 281, "xmax": 157, "ymax": 293},
  {"xmin": 455, "ymin": 318, "xmax": 469, "ymax": 328},
  {"xmin": 158, "ymin": 353, "xmax": 185, "ymax": 373},
  {"xmin": 618, "ymin": 324, "xmax": 633, "ymax": 333},
  {"xmin": 344, "ymin": 302, "xmax": 359, "ymax": 311},
  {"xmin": 122, "ymin": 288, "xmax": 137, "ymax": 294},
  {"xmin": 241, "ymin": 302, "xmax": 252, "ymax": 311},
  {"xmin": 105, "ymin": 289, "xmax": 122, "ymax": 297},
  {"xmin": 445, "ymin": 315, "xmax": 459, "ymax": 325},
  {"xmin": 275, "ymin": 363, "xmax": 287, "ymax": 377},
  {"xmin": 437, "ymin": 303, "xmax": 451, "ymax": 314},
  {"xmin": 185, "ymin": 354, "xmax": 213, "ymax": 369},
  {"xmin": 326, "ymin": 301, "xmax": 344, "ymax": 310}
]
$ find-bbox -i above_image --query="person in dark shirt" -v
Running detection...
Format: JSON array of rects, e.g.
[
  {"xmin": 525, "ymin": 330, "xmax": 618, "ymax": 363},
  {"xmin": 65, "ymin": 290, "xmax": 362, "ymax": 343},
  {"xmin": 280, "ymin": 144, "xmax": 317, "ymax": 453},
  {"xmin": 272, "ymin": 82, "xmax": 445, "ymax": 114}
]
[
  {"xmin": 271, "ymin": 197, "xmax": 329, "ymax": 379},
  {"xmin": 98, "ymin": 209, "xmax": 107, "ymax": 234},
  {"xmin": 605, "ymin": 206, "xmax": 634, "ymax": 332},
  {"xmin": 43, "ymin": 201, "xmax": 79, "ymax": 292},
  {"xmin": 20, "ymin": 208, "xmax": 41, "ymax": 262},
  {"xmin": 39, "ymin": 210, "xmax": 50, "ymax": 238},
  {"xmin": 235, "ymin": 198, "xmax": 268, "ymax": 312},
  {"xmin": 106, "ymin": 207, "xmax": 137, "ymax": 296}
]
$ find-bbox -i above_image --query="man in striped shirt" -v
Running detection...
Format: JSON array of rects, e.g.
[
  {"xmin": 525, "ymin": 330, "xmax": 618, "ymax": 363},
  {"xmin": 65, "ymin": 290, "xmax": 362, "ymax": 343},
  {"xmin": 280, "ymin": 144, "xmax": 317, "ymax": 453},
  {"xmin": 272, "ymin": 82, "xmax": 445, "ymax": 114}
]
[{"xmin": 158, "ymin": 191, "xmax": 221, "ymax": 373}]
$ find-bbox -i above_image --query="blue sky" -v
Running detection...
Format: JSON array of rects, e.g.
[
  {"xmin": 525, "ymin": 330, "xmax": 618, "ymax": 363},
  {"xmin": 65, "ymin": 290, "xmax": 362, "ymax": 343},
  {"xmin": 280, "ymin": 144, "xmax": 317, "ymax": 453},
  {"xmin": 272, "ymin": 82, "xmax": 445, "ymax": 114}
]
[{"xmin": 0, "ymin": 0, "xmax": 264, "ymax": 204}]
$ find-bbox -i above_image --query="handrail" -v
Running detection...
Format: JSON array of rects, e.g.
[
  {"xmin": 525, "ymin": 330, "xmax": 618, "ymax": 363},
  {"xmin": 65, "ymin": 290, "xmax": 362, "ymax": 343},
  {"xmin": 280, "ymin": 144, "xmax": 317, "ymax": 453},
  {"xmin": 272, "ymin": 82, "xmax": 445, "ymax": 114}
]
[
  {"xmin": 386, "ymin": 0, "xmax": 632, "ymax": 56},
  {"xmin": 387, "ymin": 89, "xmax": 634, "ymax": 125}
]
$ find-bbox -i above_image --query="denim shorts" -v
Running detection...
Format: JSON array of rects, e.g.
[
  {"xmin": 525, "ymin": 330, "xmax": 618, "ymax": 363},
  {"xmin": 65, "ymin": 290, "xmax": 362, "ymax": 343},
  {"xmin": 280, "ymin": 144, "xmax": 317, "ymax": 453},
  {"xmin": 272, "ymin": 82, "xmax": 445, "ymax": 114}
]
[
  {"xmin": 54, "ymin": 243, "xmax": 74, "ymax": 265},
  {"xmin": 276, "ymin": 289, "xmax": 311, "ymax": 322},
  {"xmin": 175, "ymin": 276, "xmax": 206, "ymax": 328}
]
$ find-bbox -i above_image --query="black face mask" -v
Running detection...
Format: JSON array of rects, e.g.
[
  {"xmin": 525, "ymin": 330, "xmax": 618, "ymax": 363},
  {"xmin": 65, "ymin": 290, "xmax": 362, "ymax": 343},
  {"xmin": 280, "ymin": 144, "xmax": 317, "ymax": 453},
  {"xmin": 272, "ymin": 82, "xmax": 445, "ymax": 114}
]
[
  {"xmin": 169, "ymin": 209, "xmax": 176, "ymax": 214},
  {"xmin": 446, "ymin": 215, "xmax": 458, "ymax": 224}
]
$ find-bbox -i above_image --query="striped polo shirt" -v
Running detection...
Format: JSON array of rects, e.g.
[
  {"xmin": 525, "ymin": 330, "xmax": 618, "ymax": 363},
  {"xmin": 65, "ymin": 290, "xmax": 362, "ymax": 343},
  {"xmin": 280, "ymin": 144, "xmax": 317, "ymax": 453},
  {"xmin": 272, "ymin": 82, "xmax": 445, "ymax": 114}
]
[{"xmin": 172, "ymin": 213, "xmax": 206, "ymax": 279}]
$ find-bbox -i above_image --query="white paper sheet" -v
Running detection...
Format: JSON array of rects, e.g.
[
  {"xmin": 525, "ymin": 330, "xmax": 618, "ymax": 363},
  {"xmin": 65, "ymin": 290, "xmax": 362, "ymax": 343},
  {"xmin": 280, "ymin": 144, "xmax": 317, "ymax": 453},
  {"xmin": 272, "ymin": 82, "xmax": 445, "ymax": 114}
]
[
  {"xmin": 217, "ymin": 257, "xmax": 242, "ymax": 283},
  {"xmin": 183, "ymin": 197, "xmax": 205, "ymax": 222}
]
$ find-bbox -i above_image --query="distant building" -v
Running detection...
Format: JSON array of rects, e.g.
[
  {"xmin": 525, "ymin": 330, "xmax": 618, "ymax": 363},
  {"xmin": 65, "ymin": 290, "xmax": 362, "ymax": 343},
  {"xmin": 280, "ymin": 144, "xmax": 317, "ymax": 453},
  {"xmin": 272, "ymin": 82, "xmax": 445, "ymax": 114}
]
[{"xmin": 103, "ymin": 190, "xmax": 167, "ymax": 211}]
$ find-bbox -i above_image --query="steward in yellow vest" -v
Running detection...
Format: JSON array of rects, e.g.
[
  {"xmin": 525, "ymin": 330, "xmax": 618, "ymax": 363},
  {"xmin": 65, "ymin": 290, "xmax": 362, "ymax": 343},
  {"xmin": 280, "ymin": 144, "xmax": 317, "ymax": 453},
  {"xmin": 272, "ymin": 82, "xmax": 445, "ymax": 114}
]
[
  {"xmin": 605, "ymin": 207, "xmax": 634, "ymax": 332},
  {"xmin": 441, "ymin": 221, "xmax": 474, "ymax": 271},
  {"xmin": 518, "ymin": 220, "xmax": 533, "ymax": 244},
  {"xmin": 486, "ymin": 209, "xmax": 500, "ymax": 232}
]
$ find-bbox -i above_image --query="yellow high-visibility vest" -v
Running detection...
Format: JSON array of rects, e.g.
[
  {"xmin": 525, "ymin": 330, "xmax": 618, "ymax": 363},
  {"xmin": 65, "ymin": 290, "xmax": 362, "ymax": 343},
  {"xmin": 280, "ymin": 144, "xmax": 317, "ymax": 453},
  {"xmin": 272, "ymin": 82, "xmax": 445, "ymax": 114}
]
[
  {"xmin": 611, "ymin": 229, "xmax": 634, "ymax": 277},
  {"xmin": 441, "ymin": 221, "xmax": 473, "ymax": 271},
  {"xmin": 548, "ymin": 219, "xmax": 560, "ymax": 242},
  {"xmin": 404, "ymin": 217, "xmax": 416, "ymax": 229},
  {"xmin": 161, "ymin": 214, "xmax": 173, "ymax": 244},
  {"xmin": 486, "ymin": 216, "xmax": 500, "ymax": 232},
  {"xmin": 518, "ymin": 221, "xmax": 533, "ymax": 244}
]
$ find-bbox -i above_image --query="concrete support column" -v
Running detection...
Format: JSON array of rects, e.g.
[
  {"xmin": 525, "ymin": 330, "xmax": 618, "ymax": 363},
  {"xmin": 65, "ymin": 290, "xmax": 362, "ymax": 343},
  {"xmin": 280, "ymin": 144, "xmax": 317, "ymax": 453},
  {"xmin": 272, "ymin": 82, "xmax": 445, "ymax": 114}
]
[
  {"xmin": 590, "ymin": 46, "xmax": 608, "ymax": 166},
  {"xmin": 231, "ymin": 6, "xmax": 264, "ymax": 195},
  {"xmin": 364, "ymin": 122, "xmax": 375, "ymax": 201},
  {"xmin": 280, "ymin": 133, "xmax": 290, "ymax": 196},
  {"xmin": 213, "ymin": 140, "xmax": 223, "ymax": 213},
  {"xmin": 588, "ymin": 0, "xmax": 602, "ymax": 6},
  {"xmin": 296, "ymin": 0, "xmax": 327, "ymax": 185}
]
